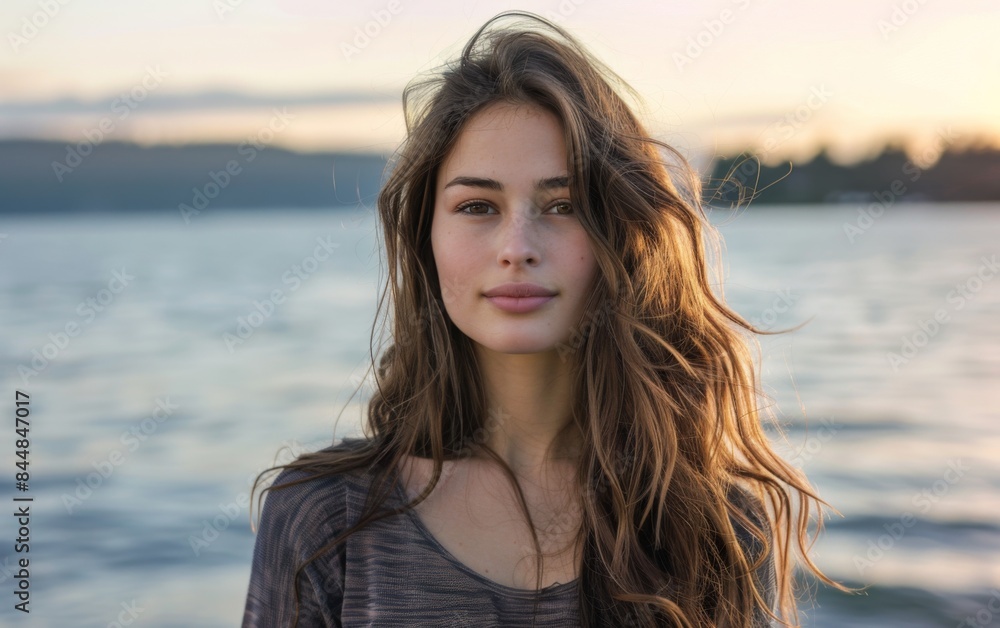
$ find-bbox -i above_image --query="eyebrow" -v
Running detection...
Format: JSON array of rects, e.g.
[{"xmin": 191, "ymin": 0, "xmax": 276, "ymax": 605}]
[{"xmin": 442, "ymin": 175, "xmax": 570, "ymax": 192}]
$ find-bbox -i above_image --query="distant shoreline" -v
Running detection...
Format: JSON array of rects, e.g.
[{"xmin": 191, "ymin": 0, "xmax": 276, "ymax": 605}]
[
  {"xmin": 1, "ymin": 139, "xmax": 996, "ymax": 215},
  {"xmin": 0, "ymin": 140, "xmax": 385, "ymax": 216}
]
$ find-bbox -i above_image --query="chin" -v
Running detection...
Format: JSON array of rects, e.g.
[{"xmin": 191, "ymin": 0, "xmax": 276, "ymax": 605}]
[
  {"xmin": 492, "ymin": 346, "xmax": 552, "ymax": 355},
  {"xmin": 474, "ymin": 335, "xmax": 567, "ymax": 356}
]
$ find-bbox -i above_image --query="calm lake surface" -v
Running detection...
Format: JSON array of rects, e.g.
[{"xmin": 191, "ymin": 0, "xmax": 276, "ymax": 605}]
[{"xmin": 0, "ymin": 202, "xmax": 997, "ymax": 627}]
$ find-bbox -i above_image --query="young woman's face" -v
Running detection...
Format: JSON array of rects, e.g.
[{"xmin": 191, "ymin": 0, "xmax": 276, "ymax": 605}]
[{"xmin": 431, "ymin": 101, "xmax": 599, "ymax": 356}]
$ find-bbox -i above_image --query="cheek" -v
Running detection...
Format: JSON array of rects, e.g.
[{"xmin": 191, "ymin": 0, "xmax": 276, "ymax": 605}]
[
  {"xmin": 431, "ymin": 226, "xmax": 479, "ymax": 299},
  {"xmin": 567, "ymin": 232, "xmax": 599, "ymax": 286}
]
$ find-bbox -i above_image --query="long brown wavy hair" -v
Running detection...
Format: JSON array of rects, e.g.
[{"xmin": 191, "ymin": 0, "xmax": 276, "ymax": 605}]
[{"xmin": 250, "ymin": 10, "xmax": 847, "ymax": 627}]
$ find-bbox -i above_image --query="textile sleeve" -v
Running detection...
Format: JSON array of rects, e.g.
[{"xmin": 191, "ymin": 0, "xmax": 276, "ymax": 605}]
[{"xmin": 242, "ymin": 468, "xmax": 345, "ymax": 628}]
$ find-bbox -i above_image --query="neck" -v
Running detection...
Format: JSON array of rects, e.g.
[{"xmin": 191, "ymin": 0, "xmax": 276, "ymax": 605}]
[{"xmin": 472, "ymin": 345, "xmax": 582, "ymax": 480}]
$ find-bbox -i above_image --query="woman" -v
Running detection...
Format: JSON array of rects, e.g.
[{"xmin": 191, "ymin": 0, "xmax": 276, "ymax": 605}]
[{"xmin": 243, "ymin": 10, "xmax": 843, "ymax": 627}]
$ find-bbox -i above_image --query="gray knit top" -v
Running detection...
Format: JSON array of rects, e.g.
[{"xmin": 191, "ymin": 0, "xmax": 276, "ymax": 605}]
[{"xmin": 242, "ymin": 441, "xmax": 776, "ymax": 627}]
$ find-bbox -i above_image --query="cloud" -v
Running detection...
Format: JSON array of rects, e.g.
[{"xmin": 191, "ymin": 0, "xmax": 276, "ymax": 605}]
[{"xmin": 0, "ymin": 89, "xmax": 398, "ymax": 115}]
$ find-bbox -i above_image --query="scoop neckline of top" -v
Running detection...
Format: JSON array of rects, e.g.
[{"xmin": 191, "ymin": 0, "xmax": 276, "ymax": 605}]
[{"xmin": 388, "ymin": 468, "xmax": 580, "ymax": 598}]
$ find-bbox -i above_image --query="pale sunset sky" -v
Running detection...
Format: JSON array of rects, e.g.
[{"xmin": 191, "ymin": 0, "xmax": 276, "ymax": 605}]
[{"xmin": 1, "ymin": 0, "xmax": 997, "ymax": 166}]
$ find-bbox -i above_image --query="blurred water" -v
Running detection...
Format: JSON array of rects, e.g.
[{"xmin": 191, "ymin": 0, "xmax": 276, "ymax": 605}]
[{"xmin": 0, "ymin": 202, "xmax": 997, "ymax": 627}]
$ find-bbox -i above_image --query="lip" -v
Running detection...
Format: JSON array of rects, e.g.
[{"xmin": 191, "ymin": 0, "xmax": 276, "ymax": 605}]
[
  {"xmin": 483, "ymin": 283, "xmax": 557, "ymax": 314},
  {"xmin": 485, "ymin": 295, "xmax": 555, "ymax": 313},
  {"xmin": 483, "ymin": 283, "xmax": 557, "ymax": 298}
]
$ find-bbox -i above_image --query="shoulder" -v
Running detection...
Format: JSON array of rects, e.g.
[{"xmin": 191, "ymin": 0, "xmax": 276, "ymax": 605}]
[
  {"xmin": 243, "ymin": 438, "xmax": 376, "ymax": 626},
  {"xmin": 253, "ymin": 437, "xmax": 375, "ymax": 555},
  {"xmin": 252, "ymin": 468, "xmax": 347, "ymax": 570},
  {"xmin": 726, "ymin": 484, "xmax": 770, "ymax": 550}
]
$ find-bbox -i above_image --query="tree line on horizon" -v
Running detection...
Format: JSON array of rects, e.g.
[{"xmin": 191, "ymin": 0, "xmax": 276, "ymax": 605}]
[
  {"xmin": 707, "ymin": 142, "xmax": 1000, "ymax": 206},
  {"xmin": 0, "ymin": 139, "xmax": 997, "ymax": 214}
]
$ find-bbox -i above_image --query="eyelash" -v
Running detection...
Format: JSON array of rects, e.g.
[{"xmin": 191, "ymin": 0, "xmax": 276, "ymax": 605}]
[{"xmin": 455, "ymin": 200, "xmax": 574, "ymax": 215}]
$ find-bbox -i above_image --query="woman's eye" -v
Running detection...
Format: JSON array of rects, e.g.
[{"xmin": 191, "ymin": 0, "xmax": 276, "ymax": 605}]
[
  {"xmin": 456, "ymin": 201, "xmax": 493, "ymax": 215},
  {"xmin": 455, "ymin": 201, "xmax": 573, "ymax": 215}
]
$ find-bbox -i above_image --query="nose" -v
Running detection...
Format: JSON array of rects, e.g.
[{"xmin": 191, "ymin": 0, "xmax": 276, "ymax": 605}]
[{"xmin": 497, "ymin": 205, "xmax": 541, "ymax": 267}]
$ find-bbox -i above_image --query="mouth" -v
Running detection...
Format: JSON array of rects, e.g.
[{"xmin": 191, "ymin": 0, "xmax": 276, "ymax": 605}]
[
  {"xmin": 484, "ymin": 294, "xmax": 555, "ymax": 313},
  {"xmin": 482, "ymin": 283, "xmax": 557, "ymax": 298}
]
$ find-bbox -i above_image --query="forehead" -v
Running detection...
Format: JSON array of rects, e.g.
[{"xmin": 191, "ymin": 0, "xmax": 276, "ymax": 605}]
[{"xmin": 437, "ymin": 102, "xmax": 567, "ymax": 183}]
